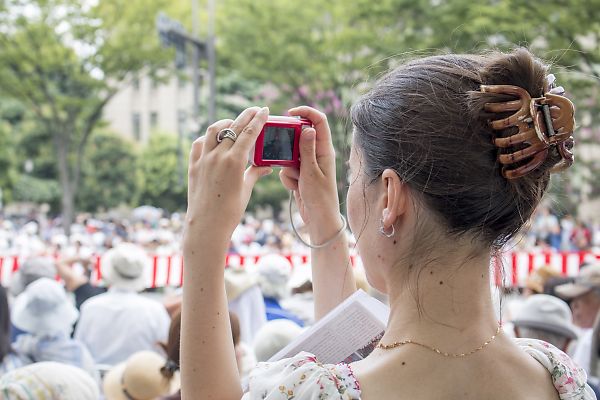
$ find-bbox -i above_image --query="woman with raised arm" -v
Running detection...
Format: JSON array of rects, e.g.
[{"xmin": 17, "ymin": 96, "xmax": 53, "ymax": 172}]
[{"xmin": 181, "ymin": 48, "xmax": 593, "ymax": 399}]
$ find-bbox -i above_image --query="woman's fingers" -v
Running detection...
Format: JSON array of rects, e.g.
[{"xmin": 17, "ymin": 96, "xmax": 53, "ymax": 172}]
[
  {"xmin": 232, "ymin": 107, "xmax": 269, "ymax": 155},
  {"xmin": 298, "ymin": 128, "xmax": 322, "ymax": 176},
  {"xmin": 202, "ymin": 119, "xmax": 234, "ymax": 154},
  {"xmin": 212, "ymin": 108, "xmax": 260, "ymax": 152},
  {"xmin": 289, "ymin": 106, "xmax": 335, "ymax": 173},
  {"xmin": 242, "ymin": 166, "xmax": 273, "ymax": 205},
  {"xmin": 288, "ymin": 106, "xmax": 331, "ymax": 143},
  {"xmin": 190, "ymin": 136, "xmax": 205, "ymax": 164},
  {"xmin": 279, "ymin": 168, "xmax": 299, "ymax": 191},
  {"xmin": 281, "ymin": 167, "xmax": 300, "ymax": 180}
]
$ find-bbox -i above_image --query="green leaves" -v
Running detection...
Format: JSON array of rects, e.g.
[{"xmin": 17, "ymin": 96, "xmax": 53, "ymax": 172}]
[{"xmin": 137, "ymin": 134, "xmax": 188, "ymax": 212}]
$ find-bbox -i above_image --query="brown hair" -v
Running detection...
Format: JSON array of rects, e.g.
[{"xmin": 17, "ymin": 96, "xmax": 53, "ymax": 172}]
[
  {"xmin": 160, "ymin": 311, "xmax": 241, "ymax": 380},
  {"xmin": 351, "ymin": 48, "xmax": 565, "ymax": 249},
  {"xmin": 229, "ymin": 311, "xmax": 241, "ymax": 346},
  {"xmin": 160, "ymin": 311, "xmax": 181, "ymax": 379}
]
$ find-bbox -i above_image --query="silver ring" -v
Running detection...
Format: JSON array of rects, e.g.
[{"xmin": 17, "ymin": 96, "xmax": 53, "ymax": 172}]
[{"xmin": 216, "ymin": 128, "xmax": 237, "ymax": 143}]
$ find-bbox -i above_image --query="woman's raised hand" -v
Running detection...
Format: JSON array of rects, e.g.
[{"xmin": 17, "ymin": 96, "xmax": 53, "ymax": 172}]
[
  {"xmin": 184, "ymin": 107, "xmax": 273, "ymax": 247},
  {"xmin": 279, "ymin": 106, "xmax": 340, "ymax": 235}
]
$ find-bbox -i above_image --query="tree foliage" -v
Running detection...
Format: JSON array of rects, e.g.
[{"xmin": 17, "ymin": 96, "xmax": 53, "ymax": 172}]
[
  {"xmin": 0, "ymin": 0, "xmax": 174, "ymax": 232},
  {"xmin": 77, "ymin": 132, "xmax": 140, "ymax": 212},
  {"xmin": 215, "ymin": 0, "xmax": 600, "ymax": 210},
  {"xmin": 0, "ymin": 0, "xmax": 598, "ymax": 219},
  {"xmin": 138, "ymin": 134, "xmax": 188, "ymax": 212}
]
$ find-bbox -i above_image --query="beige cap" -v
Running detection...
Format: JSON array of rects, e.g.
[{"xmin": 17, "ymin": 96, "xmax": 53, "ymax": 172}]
[
  {"xmin": 103, "ymin": 351, "xmax": 178, "ymax": 400},
  {"xmin": 555, "ymin": 263, "xmax": 600, "ymax": 300}
]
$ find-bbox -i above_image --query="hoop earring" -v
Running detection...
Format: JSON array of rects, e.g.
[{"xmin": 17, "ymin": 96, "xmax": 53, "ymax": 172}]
[{"xmin": 379, "ymin": 218, "xmax": 395, "ymax": 238}]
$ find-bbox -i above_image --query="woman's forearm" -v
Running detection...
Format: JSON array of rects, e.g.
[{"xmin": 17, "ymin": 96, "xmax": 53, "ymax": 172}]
[
  {"xmin": 308, "ymin": 213, "xmax": 356, "ymax": 321},
  {"xmin": 180, "ymin": 237, "xmax": 242, "ymax": 400}
]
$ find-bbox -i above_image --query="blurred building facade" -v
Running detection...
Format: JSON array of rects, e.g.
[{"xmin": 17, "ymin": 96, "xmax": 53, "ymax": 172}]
[{"xmin": 103, "ymin": 69, "xmax": 204, "ymax": 144}]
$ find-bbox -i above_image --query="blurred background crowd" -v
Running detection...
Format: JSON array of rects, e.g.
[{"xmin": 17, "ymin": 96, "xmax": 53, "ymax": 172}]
[
  {"xmin": 0, "ymin": 204, "xmax": 599, "ymax": 260},
  {"xmin": 0, "ymin": 205, "xmax": 599, "ymax": 398}
]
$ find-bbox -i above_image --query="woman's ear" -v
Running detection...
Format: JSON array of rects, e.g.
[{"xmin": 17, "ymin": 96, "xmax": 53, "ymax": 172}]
[{"xmin": 380, "ymin": 169, "xmax": 407, "ymax": 229}]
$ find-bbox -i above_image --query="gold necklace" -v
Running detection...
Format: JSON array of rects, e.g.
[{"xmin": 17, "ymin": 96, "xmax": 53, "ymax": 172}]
[{"xmin": 376, "ymin": 324, "xmax": 502, "ymax": 358}]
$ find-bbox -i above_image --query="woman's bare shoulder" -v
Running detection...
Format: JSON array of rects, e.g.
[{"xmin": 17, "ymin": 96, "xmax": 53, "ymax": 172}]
[{"xmin": 352, "ymin": 337, "xmax": 561, "ymax": 400}]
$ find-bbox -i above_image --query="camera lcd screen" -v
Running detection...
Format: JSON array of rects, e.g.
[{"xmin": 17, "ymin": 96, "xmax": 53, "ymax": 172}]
[{"xmin": 262, "ymin": 126, "xmax": 294, "ymax": 160}]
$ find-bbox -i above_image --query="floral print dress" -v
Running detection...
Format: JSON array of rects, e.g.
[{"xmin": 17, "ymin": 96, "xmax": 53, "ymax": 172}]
[{"xmin": 242, "ymin": 338, "xmax": 595, "ymax": 399}]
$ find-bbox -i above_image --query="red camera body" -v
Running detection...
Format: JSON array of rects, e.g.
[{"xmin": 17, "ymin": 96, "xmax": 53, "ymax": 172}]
[{"xmin": 251, "ymin": 116, "xmax": 313, "ymax": 168}]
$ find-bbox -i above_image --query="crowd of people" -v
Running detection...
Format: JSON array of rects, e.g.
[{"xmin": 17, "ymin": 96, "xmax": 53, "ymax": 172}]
[
  {"xmin": 0, "ymin": 203, "xmax": 599, "ymax": 261},
  {"xmin": 0, "ymin": 233, "xmax": 599, "ymax": 398},
  {"xmin": 0, "ymin": 242, "xmax": 325, "ymax": 399},
  {"xmin": 0, "ymin": 207, "xmax": 598, "ymax": 398},
  {"xmin": 516, "ymin": 206, "xmax": 600, "ymax": 252},
  {"xmin": 0, "ymin": 210, "xmax": 324, "ymax": 260}
]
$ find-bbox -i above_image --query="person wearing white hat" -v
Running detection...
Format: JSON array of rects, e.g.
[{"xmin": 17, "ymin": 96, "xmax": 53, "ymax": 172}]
[
  {"xmin": 8, "ymin": 257, "xmax": 56, "ymax": 298},
  {"xmin": 74, "ymin": 243, "xmax": 171, "ymax": 365},
  {"xmin": 255, "ymin": 254, "xmax": 304, "ymax": 327},
  {"xmin": 226, "ymin": 267, "xmax": 266, "ymax": 345},
  {"xmin": 513, "ymin": 294, "xmax": 600, "ymax": 397},
  {"xmin": 280, "ymin": 263, "xmax": 314, "ymax": 326},
  {"xmin": 252, "ymin": 319, "xmax": 303, "ymax": 363},
  {"xmin": 0, "ymin": 361, "xmax": 100, "ymax": 400},
  {"xmin": 512, "ymin": 294, "xmax": 578, "ymax": 351},
  {"xmin": 8, "ymin": 257, "xmax": 57, "ymax": 342},
  {"xmin": 555, "ymin": 263, "xmax": 600, "ymax": 375},
  {"xmin": 10, "ymin": 278, "xmax": 97, "ymax": 379}
]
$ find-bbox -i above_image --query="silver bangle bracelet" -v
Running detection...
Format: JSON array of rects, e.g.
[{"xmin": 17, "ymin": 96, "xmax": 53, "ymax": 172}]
[{"xmin": 288, "ymin": 190, "xmax": 347, "ymax": 249}]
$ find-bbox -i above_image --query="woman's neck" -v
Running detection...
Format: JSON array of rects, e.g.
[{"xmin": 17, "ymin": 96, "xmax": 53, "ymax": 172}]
[{"xmin": 380, "ymin": 251, "xmax": 499, "ymax": 352}]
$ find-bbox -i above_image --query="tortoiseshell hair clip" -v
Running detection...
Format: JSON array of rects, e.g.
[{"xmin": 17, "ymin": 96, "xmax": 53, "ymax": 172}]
[{"xmin": 481, "ymin": 81, "xmax": 575, "ymax": 179}]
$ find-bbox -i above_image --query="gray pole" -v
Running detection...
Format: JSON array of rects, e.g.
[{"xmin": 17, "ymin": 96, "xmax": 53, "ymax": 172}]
[
  {"xmin": 192, "ymin": 0, "xmax": 201, "ymax": 134},
  {"xmin": 207, "ymin": 0, "xmax": 216, "ymax": 125}
]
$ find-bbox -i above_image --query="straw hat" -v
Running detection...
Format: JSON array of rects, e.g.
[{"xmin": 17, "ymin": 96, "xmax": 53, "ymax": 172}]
[
  {"xmin": 102, "ymin": 243, "xmax": 149, "ymax": 292},
  {"xmin": 11, "ymin": 278, "xmax": 78, "ymax": 335},
  {"xmin": 525, "ymin": 265, "xmax": 561, "ymax": 294},
  {"xmin": 512, "ymin": 294, "xmax": 578, "ymax": 339},
  {"xmin": 225, "ymin": 268, "xmax": 258, "ymax": 302},
  {"xmin": 103, "ymin": 351, "xmax": 178, "ymax": 400}
]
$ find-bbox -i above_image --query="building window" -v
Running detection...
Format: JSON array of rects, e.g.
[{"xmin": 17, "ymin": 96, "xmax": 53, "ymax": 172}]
[
  {"xmin": 132, "ymin": 112, "xmax": 141, "ymax": 140},
  {"xmin": 150, "ymin": 112, "xmax": 159, "ymax": 130},
  {"xmin": 132, "ymin": 77, "xmax": 140, "ymax": 91}
]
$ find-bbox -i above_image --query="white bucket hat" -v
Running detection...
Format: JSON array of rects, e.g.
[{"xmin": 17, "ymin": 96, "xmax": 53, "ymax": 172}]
[
  {"xmin": 9, "ymin": 257, "xmax": 56, "ymax": 297},
  {"xmin": 0, "ymin": 361, "xmax": 99, "ymax": 400},
  {"xmin": 255, "ymin": 254, "xmax": 292, "ymax": 299},
  {"xmin": 253, "ymin": 319, "xmax": 303, "ymax": 362},
  {"xmin": 102, "ymin": 243, "xmax": 149, "ymax": 292},
  {"xmin": 11, "ymin": 277, "xmax": 79, "ymax": 335},
  {"xmin": 512, "ymin": 294, "xmax": 578, "ymax": 339}
]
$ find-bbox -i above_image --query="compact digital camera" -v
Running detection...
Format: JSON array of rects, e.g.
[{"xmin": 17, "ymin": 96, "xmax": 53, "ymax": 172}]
[{"xmin": 250, "ymin": 116, "xmax": 313, "ymax": 168}]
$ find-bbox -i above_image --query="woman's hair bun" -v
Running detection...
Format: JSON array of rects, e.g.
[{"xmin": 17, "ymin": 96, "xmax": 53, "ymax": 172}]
[
  {"xmin": 351, "ymin": 47, "xmax": 572, "ymax": 248},
  {"xmin": 469, "ymin": 48, "xmax": 567, "ymax": 180}
]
